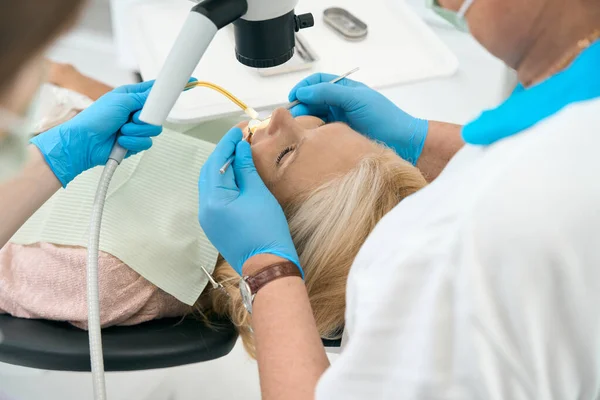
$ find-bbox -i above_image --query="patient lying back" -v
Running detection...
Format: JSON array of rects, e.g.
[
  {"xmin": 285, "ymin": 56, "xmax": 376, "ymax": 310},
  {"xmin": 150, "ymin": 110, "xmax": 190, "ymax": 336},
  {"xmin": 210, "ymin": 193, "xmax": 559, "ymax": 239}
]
[{"xmin": 0, "ymin": 77, "xmax": 427, "ymax": 338}]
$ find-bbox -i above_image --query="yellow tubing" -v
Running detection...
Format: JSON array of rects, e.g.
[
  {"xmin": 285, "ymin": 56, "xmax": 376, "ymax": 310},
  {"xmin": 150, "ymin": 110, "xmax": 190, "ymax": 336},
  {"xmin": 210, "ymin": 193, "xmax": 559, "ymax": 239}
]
[
  {"xmin": 184, "ymin": 80, "xmax": 270, "ymax": 142},
  {"xmin": 183, "ymin": 81, "xmax": 258, "ymax": 118}
]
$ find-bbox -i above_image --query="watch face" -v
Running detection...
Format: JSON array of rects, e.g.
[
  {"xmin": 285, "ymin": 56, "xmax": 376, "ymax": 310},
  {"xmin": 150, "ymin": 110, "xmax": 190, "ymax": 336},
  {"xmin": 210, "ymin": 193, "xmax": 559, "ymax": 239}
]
[{"xmin": 240, "ymin": 278, "xmax": 253, "ymax": 314}]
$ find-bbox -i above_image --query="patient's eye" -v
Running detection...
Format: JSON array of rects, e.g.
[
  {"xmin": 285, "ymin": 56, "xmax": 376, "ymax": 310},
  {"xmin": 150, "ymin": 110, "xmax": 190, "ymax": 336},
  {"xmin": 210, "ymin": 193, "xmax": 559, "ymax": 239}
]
[{"xmin": 276, "ymin": 146, "xmax": 296, "ymax": 166}]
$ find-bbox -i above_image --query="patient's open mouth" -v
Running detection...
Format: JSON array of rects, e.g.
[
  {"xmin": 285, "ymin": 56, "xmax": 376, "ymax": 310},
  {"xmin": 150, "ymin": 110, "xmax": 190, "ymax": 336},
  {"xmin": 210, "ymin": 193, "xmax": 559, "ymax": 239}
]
[{"xmin": 245, "ymin": 118, "xmax": 271, "ymax": 144}]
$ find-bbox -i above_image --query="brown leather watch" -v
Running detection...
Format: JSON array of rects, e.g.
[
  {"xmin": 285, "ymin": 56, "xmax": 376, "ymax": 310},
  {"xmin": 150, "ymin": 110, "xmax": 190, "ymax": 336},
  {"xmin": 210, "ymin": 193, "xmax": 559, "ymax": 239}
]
[{"xmin": 239, "ymin": 261, "xmax": 302, "ymax": 314}]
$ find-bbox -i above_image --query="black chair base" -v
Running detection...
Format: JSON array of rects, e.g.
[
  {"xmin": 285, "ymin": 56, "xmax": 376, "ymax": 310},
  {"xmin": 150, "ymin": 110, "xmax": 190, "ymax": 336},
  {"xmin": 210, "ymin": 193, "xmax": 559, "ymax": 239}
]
[
  {"xmin": 322, "ymin": 338, "xmax": 342, "ymax": 348},
  {"xmin": 0, "ymin": 315, "xmax": 238, "ymax": 372}
]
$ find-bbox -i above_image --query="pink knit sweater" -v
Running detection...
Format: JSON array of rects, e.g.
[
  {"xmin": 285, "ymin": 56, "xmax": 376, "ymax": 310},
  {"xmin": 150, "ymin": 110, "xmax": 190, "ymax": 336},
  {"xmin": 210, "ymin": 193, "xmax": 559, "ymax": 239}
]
[{"xmin": 0, "ymin": 243, "xmax": 189, "ymax": 328}]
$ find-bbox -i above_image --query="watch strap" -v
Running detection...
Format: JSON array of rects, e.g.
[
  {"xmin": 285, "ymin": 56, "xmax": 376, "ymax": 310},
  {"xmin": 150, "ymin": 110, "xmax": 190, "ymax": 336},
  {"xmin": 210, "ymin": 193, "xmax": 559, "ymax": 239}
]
[{"xmin": 246, "ymin": 261, "xmax": 302, "ymax": 295}]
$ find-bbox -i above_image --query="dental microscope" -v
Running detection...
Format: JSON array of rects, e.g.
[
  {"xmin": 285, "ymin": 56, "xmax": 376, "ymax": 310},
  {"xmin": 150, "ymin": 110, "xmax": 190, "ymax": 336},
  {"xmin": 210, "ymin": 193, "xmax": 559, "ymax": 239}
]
[{"xmin": 139, "ymin": 0, "xmax": 315, "ymax": 125}]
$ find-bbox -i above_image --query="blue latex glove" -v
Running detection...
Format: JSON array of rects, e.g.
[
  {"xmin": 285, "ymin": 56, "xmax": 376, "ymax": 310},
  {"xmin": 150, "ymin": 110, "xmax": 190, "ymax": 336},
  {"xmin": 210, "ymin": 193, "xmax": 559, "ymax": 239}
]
[
  {"xmin": 31, "ymin": 81, "xmax": 162, "ymax": 187},
  {"xmin": 198, "ymin": 127, "xmax": 301, "ymax": 276},
  {"xmin": 289, "ymin": 73, "xmax": 429, "ymax": 165}
]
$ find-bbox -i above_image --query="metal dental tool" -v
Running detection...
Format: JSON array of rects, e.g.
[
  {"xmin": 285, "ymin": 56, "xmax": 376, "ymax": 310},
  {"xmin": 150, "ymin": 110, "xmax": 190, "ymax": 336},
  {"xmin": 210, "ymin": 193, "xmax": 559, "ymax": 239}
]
[
  {"xmin": 200, "ymin": 265, "xmax": 230, "ymax": 297},
  {"xmin": 220, "ymin": 119, "xmax": 262, "ymax": 174},
  {"xmin": 218, "ymin": 67, "xmax": 360, "ymax": 174},
  {"xmin": 275, "ymin": 66, "xmax": 360, "ymax": 116},
  {"xmin": 220, "ymin": 156, "xmax": 234, "ymax": 174}
]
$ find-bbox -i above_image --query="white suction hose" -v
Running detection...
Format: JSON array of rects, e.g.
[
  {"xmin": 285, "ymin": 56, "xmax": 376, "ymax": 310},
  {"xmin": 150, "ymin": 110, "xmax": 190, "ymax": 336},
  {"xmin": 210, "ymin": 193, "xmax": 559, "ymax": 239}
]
[{"xmin": 87, "ymin": 145, "xmax": 127, "ymax": 400}]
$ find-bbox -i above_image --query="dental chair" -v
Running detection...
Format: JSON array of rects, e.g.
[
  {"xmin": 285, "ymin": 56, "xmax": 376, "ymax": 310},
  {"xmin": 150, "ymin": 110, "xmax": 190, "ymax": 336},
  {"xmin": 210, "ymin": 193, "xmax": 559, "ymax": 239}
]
[
  {"xmin": 0, "ymin": 314, "xmax": 238, "ymax": 371},
  {"xmin": 0, "ymin": 315, "xmax": 341, "ymax": 372}
]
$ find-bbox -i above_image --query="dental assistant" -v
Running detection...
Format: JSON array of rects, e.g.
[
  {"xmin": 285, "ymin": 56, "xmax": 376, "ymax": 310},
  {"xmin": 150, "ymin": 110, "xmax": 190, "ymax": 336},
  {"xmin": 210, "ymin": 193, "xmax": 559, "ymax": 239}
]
[
  {"xmin": 0, "ymin": 0, "xmax": 162, "ymax": 247},
  {"xmin": 199, "ymin": 0, "xmax": 600, "ymax": 398}
]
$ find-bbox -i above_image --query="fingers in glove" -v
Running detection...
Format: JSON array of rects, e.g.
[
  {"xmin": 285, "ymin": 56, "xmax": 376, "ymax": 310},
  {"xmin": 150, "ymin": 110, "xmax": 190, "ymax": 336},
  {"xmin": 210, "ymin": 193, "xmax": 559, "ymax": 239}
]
[
  {"xmin": 288, "ymin": 72, "xmax": 365, "ymax": 102},
  {"xmin": 114, "ymin": 77, "xmax": 198, "ymax": 111},
  {"xmin": 183, "ymin": 77, "xmax": 198, "ymax": 91},
  {"xmin": 113, "ymin": 80, "xmax": 156, "ymax": 94},
  {"xmin": 199, "ymin": 127, "xmax": 243, "ymax": 192},
  {"xmin": 120, "ymin": 121, "xmax": 163, "ymax": 137},
  {"xmin": 295, "ymin": 83, "xmax": 361, "ymax": 110},
  {"xmin": 233, "ymin": 139, "xmax": 266, "ymax": 192},
  {"xmin": 117, "ymin": 136, "xmax": 152, "ymax": 153},
  {"xmin": 289, "ymin": 103, "xmax": 330, "ymax": 121}
]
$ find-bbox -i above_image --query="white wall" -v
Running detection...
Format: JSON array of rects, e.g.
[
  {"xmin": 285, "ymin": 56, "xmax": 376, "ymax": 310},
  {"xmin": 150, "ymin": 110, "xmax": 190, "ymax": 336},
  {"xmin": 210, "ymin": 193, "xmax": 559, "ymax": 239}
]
[{"xmin": 77, "ymin": 0, "xmax": 113, "ymax": 35}]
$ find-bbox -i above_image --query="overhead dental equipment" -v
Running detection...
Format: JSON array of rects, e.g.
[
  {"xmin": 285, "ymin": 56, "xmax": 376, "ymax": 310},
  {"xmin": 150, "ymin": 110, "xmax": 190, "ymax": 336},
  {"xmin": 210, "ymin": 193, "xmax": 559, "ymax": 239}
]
[{"xmin": 139, "ymin": 0, "xmax": 314, "ymax": 126}]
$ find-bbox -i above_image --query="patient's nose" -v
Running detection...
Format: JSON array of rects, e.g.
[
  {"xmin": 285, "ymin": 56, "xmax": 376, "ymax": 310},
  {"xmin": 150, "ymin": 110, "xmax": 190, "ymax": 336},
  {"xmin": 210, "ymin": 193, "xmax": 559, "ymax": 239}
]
[
  {"xmin": 265, "ymin": 108, "xmax": 297, "ymax": 136},
  {"xmin": 251, "ymin": 108, "xmax": 296, "ymax": 144}
]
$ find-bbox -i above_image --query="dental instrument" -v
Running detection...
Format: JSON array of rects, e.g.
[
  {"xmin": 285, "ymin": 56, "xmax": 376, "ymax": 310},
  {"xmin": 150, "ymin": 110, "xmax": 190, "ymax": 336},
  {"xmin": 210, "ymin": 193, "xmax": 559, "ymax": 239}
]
[
  {"xmin": 267, "ymin": 67, "xmax": 360, "ymax": 119},
  {"xmin": 219, "ymin": 119, "xmax": 263, "ymax": 174},
  {"xmin": 220, "ymin": 157, "xmax": 234, "ymax": 174},
  {"xmin": 218, "ymin": 67, "xmax": 361, "ymax": 175}
]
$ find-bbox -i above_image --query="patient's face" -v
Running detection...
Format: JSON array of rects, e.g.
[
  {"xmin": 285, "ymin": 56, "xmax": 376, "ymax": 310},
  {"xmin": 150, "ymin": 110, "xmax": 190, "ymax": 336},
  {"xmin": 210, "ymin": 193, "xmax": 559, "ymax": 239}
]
[{"xmin": 245, "ymin": 108, "xmax": 377, "ymax": 204}]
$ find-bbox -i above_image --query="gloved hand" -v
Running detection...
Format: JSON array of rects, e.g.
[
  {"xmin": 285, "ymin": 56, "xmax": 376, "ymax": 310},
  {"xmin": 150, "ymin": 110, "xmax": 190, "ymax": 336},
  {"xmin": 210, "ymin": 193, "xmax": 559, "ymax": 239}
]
[
  {"xmin": 289, "ymin": 73, "xmax": 429, "ymax": 165},
  {"xmin": 31, "ymin": 80, "xmax": 162, "ymax": 187},
  {"xmin": 198, "ymin": 127, "xmax": 301, "ymax": 276}
]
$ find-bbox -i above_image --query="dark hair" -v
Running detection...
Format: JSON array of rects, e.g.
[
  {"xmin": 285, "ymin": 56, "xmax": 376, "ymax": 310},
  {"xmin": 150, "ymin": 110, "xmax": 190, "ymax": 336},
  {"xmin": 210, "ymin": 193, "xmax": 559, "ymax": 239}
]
[{"xmin": 0, "ymin": 0, "xmax": 85, "ymax": 94}]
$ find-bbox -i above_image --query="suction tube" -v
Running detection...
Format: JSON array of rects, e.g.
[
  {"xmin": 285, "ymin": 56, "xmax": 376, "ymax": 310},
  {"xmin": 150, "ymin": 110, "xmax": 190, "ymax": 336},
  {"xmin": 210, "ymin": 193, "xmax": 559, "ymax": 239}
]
[
  {"xmin": 87, "ymin": 145, "xmax": 126, "ymax": 400},
  {"xmin": 87, "ymin": 159, "xmax": 119, "ymax": 400},
  {"xmin": 139, "ymin": 0, "xmax": 248, "ymax": 126}
]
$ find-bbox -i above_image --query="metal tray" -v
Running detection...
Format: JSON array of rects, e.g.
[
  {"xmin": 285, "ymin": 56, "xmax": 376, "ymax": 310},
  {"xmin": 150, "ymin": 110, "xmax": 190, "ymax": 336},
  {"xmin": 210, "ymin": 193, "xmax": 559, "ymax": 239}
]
[{"xmin": 323, "ymin": 7, "xmax": 368, "ymax": 41}]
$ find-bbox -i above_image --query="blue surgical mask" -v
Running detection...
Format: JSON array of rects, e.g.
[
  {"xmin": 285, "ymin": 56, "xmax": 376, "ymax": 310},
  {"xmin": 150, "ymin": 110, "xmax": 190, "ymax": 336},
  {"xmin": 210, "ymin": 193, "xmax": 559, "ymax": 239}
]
[{"xmin": 426, "ymin": 0, "xmax": 476, "ymax": 32}]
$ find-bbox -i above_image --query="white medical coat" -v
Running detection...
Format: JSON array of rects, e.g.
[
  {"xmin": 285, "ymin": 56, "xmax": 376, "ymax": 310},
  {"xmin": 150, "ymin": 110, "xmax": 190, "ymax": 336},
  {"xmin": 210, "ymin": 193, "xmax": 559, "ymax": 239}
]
[{"xmin": 316, "ymin": 97, "xmax": 600, "ymax": 399}]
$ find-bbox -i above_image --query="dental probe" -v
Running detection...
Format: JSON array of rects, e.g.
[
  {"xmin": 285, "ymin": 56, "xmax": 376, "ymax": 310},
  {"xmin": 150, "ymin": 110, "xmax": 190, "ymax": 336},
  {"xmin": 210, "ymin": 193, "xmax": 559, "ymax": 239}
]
[
  {"xmin": 219, "ymin": 119, "xmax": 262, "ymax": 173},
  {"xmin": 219, "ymin": 67, "xmax": 360, "ymax": 174},
  {"xmin": 274, "ymin": 66, "xmax": 360, "ymax": 117},
  {"xmin": 220, "ymin": 156, "xmax": 234, "ymax": 174}
]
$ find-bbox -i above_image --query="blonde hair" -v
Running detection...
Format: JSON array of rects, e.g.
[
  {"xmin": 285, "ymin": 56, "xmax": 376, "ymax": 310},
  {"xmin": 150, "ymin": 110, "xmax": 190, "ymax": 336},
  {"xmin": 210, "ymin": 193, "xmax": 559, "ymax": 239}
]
[{"xmin": 194, "ymin": 142, "xmax": 427, "ymax": 356}]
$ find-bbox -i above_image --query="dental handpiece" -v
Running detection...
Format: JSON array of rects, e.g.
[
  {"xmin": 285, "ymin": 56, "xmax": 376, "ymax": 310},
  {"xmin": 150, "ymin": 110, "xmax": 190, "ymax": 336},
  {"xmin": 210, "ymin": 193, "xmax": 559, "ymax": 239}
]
[{"xmin": 219, "ymin": 67, "xmax": 360, "ymax": 174}]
